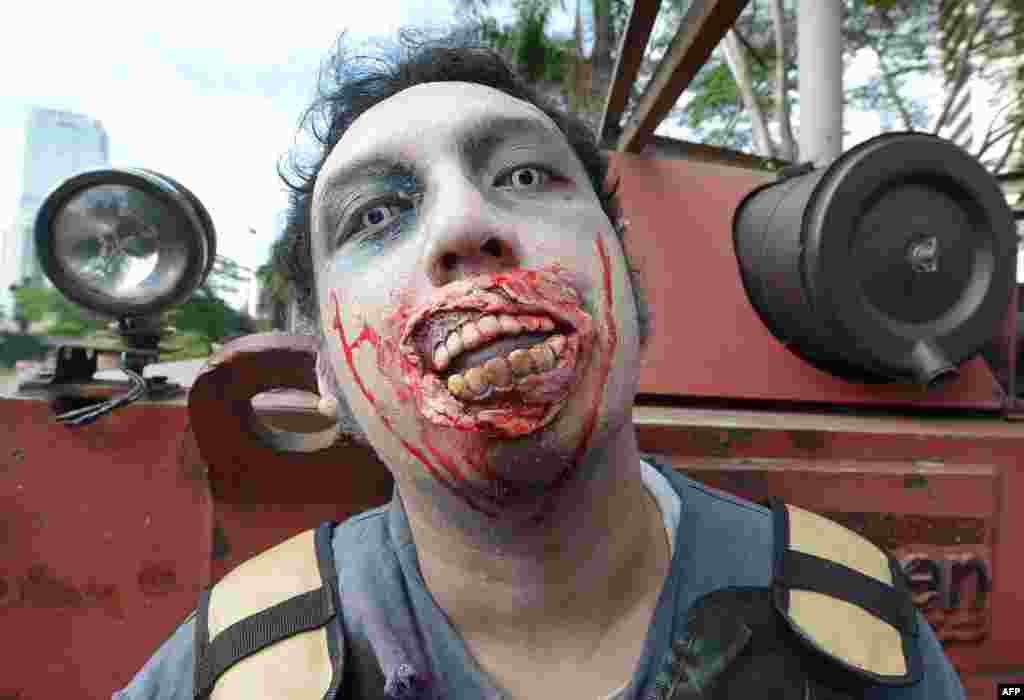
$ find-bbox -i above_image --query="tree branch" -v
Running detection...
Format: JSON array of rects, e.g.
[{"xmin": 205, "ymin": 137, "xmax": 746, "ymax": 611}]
[
  {"xmin": 732, "ymin": 27, "xmax": 768, "ymax": 71},
  {"xmin": 722, "ymin": 97, "xmax": 744, "ymax": 143},
  {"xmin": 992, "ymin": 121, "xmax": 1024, "ymax": 174},
  {"xmin": 768, "ymin": 0, "xmax": 796, "ymax": 161},
  {"xmin": 977, "ymin": 119, "xmax": 1024, "ymax": 160},
  {"xmin": 975, "ymin": 96, "xmax": 1024, "ymax": 159},
  {"xmin": 873, "ymin": 47, "xmax": 915, "ymax": 130},
  {"xmin": 722, "ymin": 29, "xmax": 776, "ymax": 158}
]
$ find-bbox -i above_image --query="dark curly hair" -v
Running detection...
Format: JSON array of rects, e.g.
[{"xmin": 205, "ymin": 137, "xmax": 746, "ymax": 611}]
[{"xmin": 275, "ymin": 26, "xmax": 650, "ymax": 345}]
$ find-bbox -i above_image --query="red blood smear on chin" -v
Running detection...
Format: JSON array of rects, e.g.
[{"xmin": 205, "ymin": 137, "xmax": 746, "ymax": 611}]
[
  {"xmin": 330, "ymin": 290, "xmax": 503, "ymax": 514},
  {"xmin": 331, "ymin": 292, "xmax": 380, "ymax": 406},
  {"xmin": 573, "ymin": 237, "xmax": 618, "ymax": 465},
  {"xmin": 419, "ymin": 428, "xmax": 497, "ymax": 516}
]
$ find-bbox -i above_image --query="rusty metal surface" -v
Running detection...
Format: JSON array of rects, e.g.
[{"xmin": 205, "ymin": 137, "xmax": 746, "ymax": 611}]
[
  {"xmin": 188, "ymin": 332, "xmax": 391, "ymax": 504},
  {"xmin": 634, "ymin": 405, "xmax": 1024, "ymax": 439},
  {"xmin": 4, "ymin": 389, "xmax": 1023, "ymax": 697},
  {"xmin": 897, "ymin": 544, "xmax": 991, "ymax": 643},
  {"xmin": 185, "ymin": 332, "xmax": 394, "ymax": 582},
  {"xmin": 0, "ymin": 397, "xmax": 207, "ymax": 699},
  {"xmin": 611, "ymin": 152, "xmax": 1008, "ymax": 410},
  {"xmin": 617, "ymin": 0, "xmax": 752, "ymax": 153},
  {"xmin": 638, "ymin": 424, "xmax": 1024, "ymax": 680}
]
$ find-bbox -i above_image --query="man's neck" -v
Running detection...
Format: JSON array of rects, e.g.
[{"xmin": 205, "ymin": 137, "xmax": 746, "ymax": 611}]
[{"xmin": 399, "ymin": 424, "xmax": 670, "ymax": 655}]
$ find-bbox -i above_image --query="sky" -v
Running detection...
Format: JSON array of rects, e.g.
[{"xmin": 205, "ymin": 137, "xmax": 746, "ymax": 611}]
[
  {"xmin": 0, "ymin": 0, "xmax": 971, "ymax": 312},
  {"xmin": 0, "ymin": 0, "xmax": 481, "ymax": 309}
]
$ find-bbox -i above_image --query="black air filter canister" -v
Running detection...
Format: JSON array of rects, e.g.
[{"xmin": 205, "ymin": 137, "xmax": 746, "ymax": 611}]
[{"xmin": 733, "ymin": 132, "xmax": 1016, "ymax": 389}]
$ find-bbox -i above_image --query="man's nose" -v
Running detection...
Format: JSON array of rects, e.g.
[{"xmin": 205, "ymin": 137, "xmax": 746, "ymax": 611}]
[{"xmin": 424, "ymin": 180, "xmax": 522, "ymax": 286}]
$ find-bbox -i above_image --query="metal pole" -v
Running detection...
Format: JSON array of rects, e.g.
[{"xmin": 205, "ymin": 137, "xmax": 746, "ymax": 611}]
[{"xmin": 798, "ymin": 0, "xmax": 844, "ymax": 166}]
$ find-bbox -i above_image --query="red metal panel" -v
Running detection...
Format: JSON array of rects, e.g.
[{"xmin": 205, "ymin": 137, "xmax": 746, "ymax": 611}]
[
  {"xmin": 0, "ymin": 395, "xmax": 391, "ymax": 700},
  {"xmin": 4, "ymin": 396, "xmax": 1021, "ymax": 698},
  {"xmin": 635, "ymin": 410, "xmax": 1024, "ymax": 685},
  {"xmin": 609, "ymin": 152, "xmax": 1006, "ymax": 410},
  {"xmin": 0, "ymin": 398, "xmax": 205, "ymax": 700}
]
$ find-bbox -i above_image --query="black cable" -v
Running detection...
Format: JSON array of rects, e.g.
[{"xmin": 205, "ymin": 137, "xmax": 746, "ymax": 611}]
[{"xmin": 55, "ymin": 360, "xmax": 149, "ymax": 426}]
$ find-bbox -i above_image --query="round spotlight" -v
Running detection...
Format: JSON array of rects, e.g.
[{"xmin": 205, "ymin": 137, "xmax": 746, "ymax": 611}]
[{"xmin": 34, "ymin": 168, "xmax": 216, "ymax": 318}]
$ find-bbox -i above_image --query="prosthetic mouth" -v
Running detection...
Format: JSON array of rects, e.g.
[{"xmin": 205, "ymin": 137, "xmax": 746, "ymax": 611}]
[{"xmin": 399, "ymin": 270, "xmax": 596, "ymax": 438}]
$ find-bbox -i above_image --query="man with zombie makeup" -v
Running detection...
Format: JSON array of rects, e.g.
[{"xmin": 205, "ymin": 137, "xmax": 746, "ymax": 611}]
[{"xmin": 114, "ymin": 29, "xmax": 965, "ymax": 700}]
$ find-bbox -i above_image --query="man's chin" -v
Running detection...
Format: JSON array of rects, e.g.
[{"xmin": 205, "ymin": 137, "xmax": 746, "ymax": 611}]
[{"xmin": 455, "ymin": 466, "xmax": 580, "ymax": 523}]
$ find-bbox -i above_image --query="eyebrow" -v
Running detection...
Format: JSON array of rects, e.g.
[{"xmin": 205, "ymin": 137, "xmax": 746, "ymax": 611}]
[{"xmin": 316, "ymin": 113, "xmax": 564, "ymax": 231}]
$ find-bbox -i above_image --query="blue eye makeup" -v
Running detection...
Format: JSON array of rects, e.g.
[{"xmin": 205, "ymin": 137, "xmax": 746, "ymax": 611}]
[{"xmin": 329, "ymin": 160, "xmax": 567, "ymax": 261}]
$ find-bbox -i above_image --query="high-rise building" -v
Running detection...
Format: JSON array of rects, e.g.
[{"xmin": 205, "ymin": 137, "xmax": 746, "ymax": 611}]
[{"xmin": 1, "ymin": 107, "xmax": 109, "ymax": 314}]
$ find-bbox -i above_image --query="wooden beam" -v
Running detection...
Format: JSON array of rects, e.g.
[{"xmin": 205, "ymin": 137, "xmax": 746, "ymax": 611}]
[
  {"xmin": 617, "ymin": 0, "xmax": 751, "ymax": 154},
  {"xmin": 599, "ymin": 0, "xmax": 661, "ymax": 147}
]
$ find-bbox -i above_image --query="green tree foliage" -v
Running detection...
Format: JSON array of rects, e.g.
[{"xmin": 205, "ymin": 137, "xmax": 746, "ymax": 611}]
[
  {"xmin": 843, "ymin": 0, "xmax": 934, "ymax": 131},
  {"xmin": 467, "ymin": 0, "xmax": 568, "ymax": 86},
  {"xmin": 460, "ymin": 0, "xmax": 1021, "ymax": 166},
  {"xmin": 256, "ymin": 236, "xmax": 292, "ymax": 331},
  {"xmin": 0, "ymin": 331, "xmax": 47, "ymax": 369},
  {"xmin": 454, "ymin": 0, "xmax": 631, "ymax": 129},
  {"xmin": 166, "ymin": 255, "xmax": 255, "ymax": 355},
  {"xmin": 8, "ymin": 254, "xmax": 255, "ymax": 359},
  {"xmin": 653, "ymin": 0, "xmax": 798, "ymax": 153},
  {"xmin": 680, "ymin": 58, "xmax": 774, "ymax": 154},
  {"xmin": 11, "ymin": 283, "xmax": 108, "ymax": 336},
  {"xmin": 660, "ymin": 0, "xmax": 1022, "ymax": 168},
  {"xmin": 516, "ymin": 0, "xmax": 556, "ymax": 83}
]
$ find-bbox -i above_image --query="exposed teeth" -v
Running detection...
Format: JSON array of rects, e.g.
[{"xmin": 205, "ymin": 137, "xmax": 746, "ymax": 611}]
[
  {"xmin": 529, "ymin": 344, "xmax": 556, "ymax": 372},
  {"xmin": 484, "ymin": 357, "xmax": 512, "ymax": 387},
  {"xmin": 434, "ymin": 312, "xmax": 562, "ymax": 370},
  {"xmin": 434, "ymin": 343, "xmax": 450, "ymax": 372},
  {"xmin": 547, "ymin": 334, "xmax": 566, "ymax": 355},
  {"xmin": 447, "ymin": 373, "xmax": 466, "ymax": 397},
  {"xmin": 461, "ymin": 322, "xmax": 482, "ymax": 348},
  {"xmin": 444, "ymin": 338, "xmax": 565, "ymax": 401},
  {"xmin": 446, "ymin": 332, "xmax": 463, "ymax": 359},
  {"xmin": 508, "ymin": 348, "xmax": 534, "ymax": 377},
  {"xmin": 477, "ymin": 315, "xmax": 501, "ymax": 341},
  {"xmin": 498, "ymin": 315, "xmax": 521, "ymax": 334},
  {"xmin": 465, "ymin": 366, "xmax": 488, "ymax": 395}
]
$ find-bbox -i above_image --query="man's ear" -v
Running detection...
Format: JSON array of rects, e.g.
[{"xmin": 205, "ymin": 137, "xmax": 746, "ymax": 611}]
[{"xmin": 315, "ymin": 350, "xmax": 339, "ymax": 419}]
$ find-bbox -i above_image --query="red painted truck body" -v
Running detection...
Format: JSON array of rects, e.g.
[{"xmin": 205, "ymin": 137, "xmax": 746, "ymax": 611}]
[{"xmin": 2, "ymin": 154, "xmax": 1021, "ymax": 699}]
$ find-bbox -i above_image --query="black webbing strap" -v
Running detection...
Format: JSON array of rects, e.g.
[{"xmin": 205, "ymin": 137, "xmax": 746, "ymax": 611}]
[
  {"xmin": 314, "ymin": 521, "xmax": 345, "ymax": 699},
  {"xmin": 194, "ymin": 580, "xmax": 338, "ymax": 698},
  {"xmin": 779, "ymin": 549, "xmax": 917, "ymax": 637}
]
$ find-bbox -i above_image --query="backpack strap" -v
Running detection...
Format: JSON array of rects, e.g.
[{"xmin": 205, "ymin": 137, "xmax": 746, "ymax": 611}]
[
  {"xmin": 766, "ymin": 499, "xmax": 922, "ymax": 688},
  {"xmin": 194, "ymin": 521, "xmax": 344, "ymax": 699}
]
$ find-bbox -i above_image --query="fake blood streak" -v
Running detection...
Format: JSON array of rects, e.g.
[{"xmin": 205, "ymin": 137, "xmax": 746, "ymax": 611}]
[
  {"xmin": 574, "ymin": 237, "xmax": 619, "ymax": 464},
  {"xmin": 329, "ymin": 291, "xmax": 497, "ymax": 514},
  {"xmin": 330, "ymin": 291, "xmax": 449, "ymax": 480},
  {"xmin": 418, "ymin": 428, "xmax": 497, "ymax": 516}
]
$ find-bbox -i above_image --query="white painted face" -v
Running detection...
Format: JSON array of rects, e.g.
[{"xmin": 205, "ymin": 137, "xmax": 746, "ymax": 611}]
[{"xmin": 310, "ymin": 81, "xmax": 641, "ymax": 516}]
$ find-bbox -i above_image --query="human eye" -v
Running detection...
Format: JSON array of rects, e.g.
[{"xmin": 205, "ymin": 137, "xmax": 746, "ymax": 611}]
[
  {"xmin": 352, "ymin": 199, "xmax": 403, "ymax": 232},
  {"xmin": 336, "ymin": 193, "xmax": 419, "ymax": 248},
  {"xmin": 495, "ymin": 163, "xmax": 560, "ymax": 190}
]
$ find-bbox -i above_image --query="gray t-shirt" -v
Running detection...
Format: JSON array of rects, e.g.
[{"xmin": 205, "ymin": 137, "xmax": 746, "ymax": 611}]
[{"xmin": 114, "ymin": 460, "xmax": 965, "ymax": 699}]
